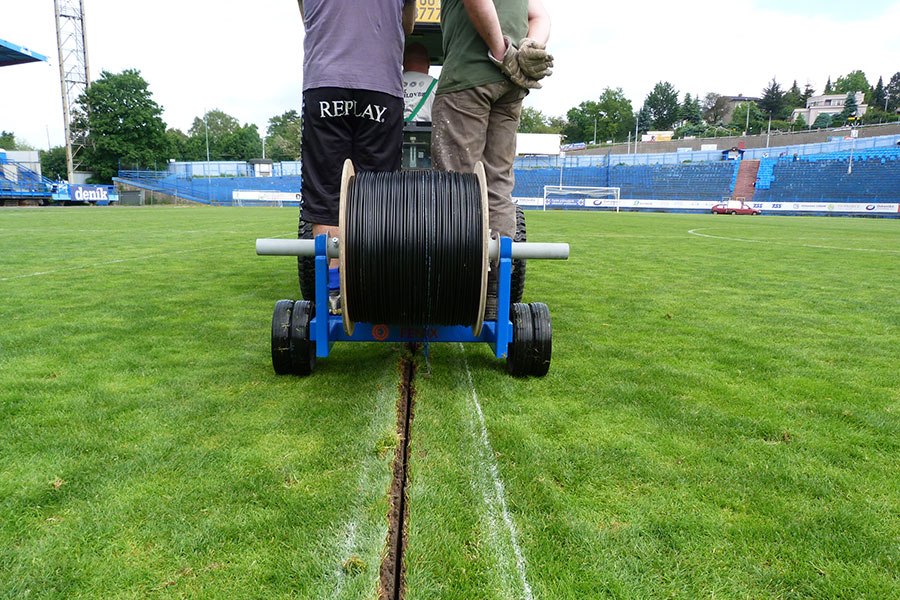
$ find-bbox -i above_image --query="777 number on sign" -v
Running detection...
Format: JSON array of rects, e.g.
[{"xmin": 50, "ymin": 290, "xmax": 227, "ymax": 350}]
[{"xmin": 416, "ymin": 0, "xmax": 440, "ymax": 23}]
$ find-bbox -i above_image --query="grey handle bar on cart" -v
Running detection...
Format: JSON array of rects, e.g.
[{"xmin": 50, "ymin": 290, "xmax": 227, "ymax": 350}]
[{"xmin": 256, "ymin": 238, "xmax": 569, "ymax": 261}]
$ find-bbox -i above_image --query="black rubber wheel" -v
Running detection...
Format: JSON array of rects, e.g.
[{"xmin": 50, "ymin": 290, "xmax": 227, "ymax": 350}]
[
  {"xmin": 510, "ymin": 205, "xmax": 527, "ymax": 304},
  {"xmin": 506, "ymin": 303, "xmax": 534, "ymax": 377},
  {"xmin": 528, "ymin": 302, "xmax": 552, "ymax": 377},
  {"xmin": 271, "ymin": 299, "xmax": 294, "ymax": 375},
  {"xmin": 289, "ymin": 300, "xmax": 316, "ymax": 376},
  {"xmin": 297, "ymin": 215, "xmax": 315, "ymax": 301}
]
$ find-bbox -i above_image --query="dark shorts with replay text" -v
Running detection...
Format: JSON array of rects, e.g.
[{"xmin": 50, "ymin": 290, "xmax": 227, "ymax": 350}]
[{"xmin": 300, "ymin": 87, "xmax": 404, "ymax": 226}]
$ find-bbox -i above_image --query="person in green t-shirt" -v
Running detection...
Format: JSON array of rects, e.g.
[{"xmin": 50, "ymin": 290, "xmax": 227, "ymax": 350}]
[{"xmin": 431, "ymin": 0, "xmax": 552, "ymax": 319}]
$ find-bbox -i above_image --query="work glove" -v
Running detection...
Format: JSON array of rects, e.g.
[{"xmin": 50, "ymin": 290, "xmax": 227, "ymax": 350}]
[
  {"xmin": 488, "ymin": 35, "xmax": 542, "ymax": 90},
  {"xmin": 517, "ymin": 38, "xmax": 553, "ymax": 80}
]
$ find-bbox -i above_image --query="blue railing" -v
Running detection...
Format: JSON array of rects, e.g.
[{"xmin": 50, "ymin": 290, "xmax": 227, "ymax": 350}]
[
  {"xmin": 115, "ymin": 170, "xmax": 303, "ymax": 206},
  {"xmin": 0, "ymin": 157, "xmax": 57, "ymax": 198}
]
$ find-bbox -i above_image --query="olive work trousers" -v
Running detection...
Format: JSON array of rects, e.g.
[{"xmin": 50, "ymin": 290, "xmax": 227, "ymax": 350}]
[{"xmin": 431, "ymin": 80, "xmax": 526, "ymax": 239}]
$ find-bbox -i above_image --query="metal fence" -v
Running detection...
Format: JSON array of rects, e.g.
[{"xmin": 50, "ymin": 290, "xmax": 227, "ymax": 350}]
[{"xmin": 116, "ymin": 170, "xmax": 302, "ymax": 205}]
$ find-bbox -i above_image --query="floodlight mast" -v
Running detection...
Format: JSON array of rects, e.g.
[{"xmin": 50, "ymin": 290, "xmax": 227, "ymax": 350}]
[{"xmin": 54, "ymin": 0, "xmax": 92, "ymax": 183}]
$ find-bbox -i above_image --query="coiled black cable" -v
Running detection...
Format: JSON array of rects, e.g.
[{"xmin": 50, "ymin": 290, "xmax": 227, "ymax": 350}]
[{"xmin": 345, "ymin": 170, "xmax": 484, "ymax": 326}]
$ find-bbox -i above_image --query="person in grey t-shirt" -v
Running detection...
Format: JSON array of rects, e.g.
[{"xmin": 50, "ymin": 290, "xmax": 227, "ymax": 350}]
[{"xmin": 297, "ymin": 0, "xmax": 415, "ymax": 313}]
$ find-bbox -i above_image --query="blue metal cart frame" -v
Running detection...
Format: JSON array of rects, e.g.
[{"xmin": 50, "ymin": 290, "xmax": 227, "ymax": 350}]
[{"xmin": 310, "ymin": 234, "xmax": 514, "ymax": 358}]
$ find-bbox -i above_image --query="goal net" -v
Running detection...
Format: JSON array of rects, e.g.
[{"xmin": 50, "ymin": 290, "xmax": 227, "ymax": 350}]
[{"xmin": 541, "ymin": 186, "xmax": 621, "ymax": 211}]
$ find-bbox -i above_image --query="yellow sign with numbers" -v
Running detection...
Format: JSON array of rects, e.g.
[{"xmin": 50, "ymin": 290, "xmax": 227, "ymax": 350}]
[{"xmin": 416, "ymin": 0, "xmax": 441, "ymax": 24}]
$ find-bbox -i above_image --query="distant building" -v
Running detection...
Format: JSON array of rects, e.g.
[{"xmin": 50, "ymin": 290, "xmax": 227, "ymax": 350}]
[{"xmin": 791, "ymin": 92, "xmax": 867, "ymax": 124}]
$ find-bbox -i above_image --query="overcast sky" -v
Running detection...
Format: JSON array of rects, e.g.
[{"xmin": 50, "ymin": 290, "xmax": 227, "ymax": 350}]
[{"xmin": 3, "ymin": 0, "xmax": 900, "ymax": 150}]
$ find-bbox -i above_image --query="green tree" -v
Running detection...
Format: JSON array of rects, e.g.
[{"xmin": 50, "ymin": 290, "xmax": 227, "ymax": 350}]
[
  {"xmin": 792, "ymin": 114, "xmax": 807, "ymax": 131},
  {"xmin": 886, "ymin": 72, "xmax": 900, "ymax": 112},
  {"xmin": 729, "ymin": 101, "xmax": 765, "ymax": 134},
  {"xmin": 872, "ymin": 76, "xmax": 886, "ymax": 111},
  {"xmin": 518, "ymin": 107, "xmax": 564, "ymax": 134},
  {"xmin": 636, "ymin": 104, "xmax": 652, "ymax": 135},
  {"xmin": 220, "ymin": 124, "xmax": 262, "ymax": 160},
  {"xmin": 71, "ymin": 69, "xmax": 168, "ymax": 181},
  {"xmin": 801, "ymin": 82, "xmax": 815, "ymax": 105},
  {"xmin": 188, "ymin": 109, "xmax": 240, "ymax": 160},
  {"xmin": 267, "ymin": 110, "xmax": 299, "ymax": 138},
  {"xmin": 812, "ymin": 113, "xmax": 833, "ymax": 129},
  {"xmin": 0, "ymin": 131, "xmax": 16, "ymax": 150},
  {"xmin": 702, "ymin": 93, "xmax": 729, "ymax": 124},
  {"xmin": 39, "ymin": 146, "xmax": 68, "ymax": 180},
  {"xmin": 164, "ymin": 128, "xmax": 191, "ymax": 161},
  {"xmin": 644, "ymin": 82, "xmax": 680, "ymax": 130},
  {"xmin": 518, "ymin": 107, "xmax": 547, "ymax": 132},
  {"xmin": 673, "ymin": 123, "xmax": 704, "ymax": 139},
  {"xmin": 861, "ymin": 110, "xmax": 900, "ymax": 124},
  {"xmin": 267, "ymin": 120, "xmax": 302, "ymax": 161},
  {"xmin": 266, "ymin": 110, "xmax": 302, "ymax": 161},
  {"xmin": 785, "ymin": 80, "xmax": 803, "ymax": 109},
  {"xmin": 547, "ymin": 115, "xmax": 567, "ymax": 132},
  {"xmin": 680, "ymin": 93, "xmax": 702, "ymax": 126},
  {"xmin": 837, "ymin": 92, "xmax": 859, "ymax": 124},
  {"xmin": 834, "ymin": 70, "xmax": 870, "ymax": 96},
  {"xmin": 561, "ymin": 89, "xmax": 634, "ymax": 144},
  {"xmin": 824, "ymin": 76, "xmax": 833, "ymax": 94},
  {"xmin": 759, "ymin": 78, "xmax": 788, "ymax": 119},
  {"xmin": 562, "ymin": 101, "xmax": 598, "ymax": 143},
  {"xmin": 0, "ymin": 131, "xmax": 34, "ymax": 151},
  {"xmin": 595, "ymin": 88, "xmax": 635, "ymax": 142}
]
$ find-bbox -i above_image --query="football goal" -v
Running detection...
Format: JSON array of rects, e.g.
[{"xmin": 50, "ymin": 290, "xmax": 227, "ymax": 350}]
[{"xmin": 541, "ymin": 186, "xmax": 621, "ymax": 212}]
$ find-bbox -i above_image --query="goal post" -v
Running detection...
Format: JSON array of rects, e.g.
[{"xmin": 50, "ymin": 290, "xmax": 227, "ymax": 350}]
[{"xmin": 541, "ymin": 185, "xmax": 621, "ymax": 212}]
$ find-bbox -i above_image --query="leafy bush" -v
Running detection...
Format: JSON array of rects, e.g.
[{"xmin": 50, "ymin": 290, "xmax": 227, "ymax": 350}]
[
  {"xmin": 861, "ymin": 110, "xmax": 900, "ymax": 125},
  {"xmin": 812, "ymin": 113, "xmax": 834, "ymax": 129}
]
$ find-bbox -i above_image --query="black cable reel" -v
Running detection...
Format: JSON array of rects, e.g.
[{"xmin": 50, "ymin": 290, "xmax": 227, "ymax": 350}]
[
  {"xmin": 264, "ymin": 158, "xmax": 566, "ymax": 377},
  {"xmin": 338, "ymin": 159, "xmax": 491, "ymax": 337}
]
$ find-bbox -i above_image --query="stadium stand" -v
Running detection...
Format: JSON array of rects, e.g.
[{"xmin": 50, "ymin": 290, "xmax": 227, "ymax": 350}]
[
  {"xmin": 0, "ymin": 154, "xmax": 56, "ymax": 205},
  {"xmin": 754, "ymin": 148, "xmax": 900, "ymax": 203},
  {"xmin": 115, "ymin": 133, "xmax": 900, "ymax": 216},
  {"xmin": 116, "ymin": 171, "xmax": 303, "ymax": 206},
  {"xmin": 513, "ymin": 161, "xmax": 738, "ymax": 202}
]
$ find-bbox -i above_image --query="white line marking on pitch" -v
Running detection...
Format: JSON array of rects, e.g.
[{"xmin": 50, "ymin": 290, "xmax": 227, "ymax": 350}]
[
  {"xmin": 0, "ymin": 234, "xmax": 294, "ymax": 282},
  {"xmin": 461, "ymin": 344, "xmax": 534, "ymax": 600},
  {"xmin": 688, "ymin": 228, "xmax": 900, "ymax": 254},
  {"xmin": 329, "ymin": 363, "xmax": 398, "ymax": 598}
]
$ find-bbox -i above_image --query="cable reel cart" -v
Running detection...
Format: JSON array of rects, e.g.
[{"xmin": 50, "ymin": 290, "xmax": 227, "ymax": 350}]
[{"xmin": 256, "ymin": 160, "xmax": 568, "ymax": 377}]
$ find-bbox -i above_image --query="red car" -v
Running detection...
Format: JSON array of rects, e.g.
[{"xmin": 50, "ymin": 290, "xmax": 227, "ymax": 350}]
[{"xmin": 711, "ymin": 200, "xmax": 761, "ymax": 215}]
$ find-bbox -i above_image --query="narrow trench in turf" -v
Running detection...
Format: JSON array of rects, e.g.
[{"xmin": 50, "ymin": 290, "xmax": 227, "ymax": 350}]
[{"xmin": 379, "ymin": 343, "xmax": 417, "ymax": 600}]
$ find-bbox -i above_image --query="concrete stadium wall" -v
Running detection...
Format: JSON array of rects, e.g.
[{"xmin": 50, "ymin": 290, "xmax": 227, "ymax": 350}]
[{"xmin": 115, "ymin": 181, "xmax": 194, "ymax": 205}]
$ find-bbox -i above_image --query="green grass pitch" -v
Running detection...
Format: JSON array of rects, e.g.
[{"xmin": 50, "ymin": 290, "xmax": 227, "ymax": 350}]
[{"xmin": 1, "ymin": 206, "xmax": 899, "ymax": 599}]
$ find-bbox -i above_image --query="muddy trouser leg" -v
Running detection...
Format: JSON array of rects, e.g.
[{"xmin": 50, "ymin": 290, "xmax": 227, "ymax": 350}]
[
  {"xmin": 432, "ymin": 86, "xmax": 490, "ymax": 177},
  {"xmin": 432, "ymin": 82, "xmax": 525, "ymax": 318},
  {"xmin": 432, "ymin": 81, "xmax": 524, "ymax": 239},
  {"xmin": 481, "ymin": 83, "xmax": 526, "ymax": 239}
]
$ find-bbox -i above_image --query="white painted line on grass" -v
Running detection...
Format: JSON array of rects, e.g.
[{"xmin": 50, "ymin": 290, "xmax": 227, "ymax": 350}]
[
  {"xmin": 688, "ymin": 228, "xmax": 900, "ymax": 254},
  {"xmin": 0, "ymin": 234, "xmax": 294, "ymax": 282},
  {"xmin": 460, "ymin": 344, "xmax": 534, "ymax": 600},
  {"xmin": 328, "ymin": 363, "xmax": 398, "ymax": 599}
]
